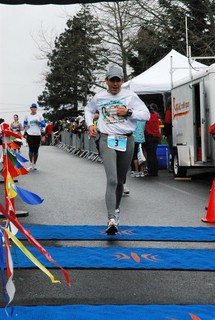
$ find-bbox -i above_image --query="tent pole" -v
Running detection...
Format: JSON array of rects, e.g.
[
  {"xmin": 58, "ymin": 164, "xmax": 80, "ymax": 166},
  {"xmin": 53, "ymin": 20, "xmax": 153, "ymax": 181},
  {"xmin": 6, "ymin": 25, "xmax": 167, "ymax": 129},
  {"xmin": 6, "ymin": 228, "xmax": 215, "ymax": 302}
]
[
  {"xmin": 170, "ymin": 55, "xmax": 173, "ymax": 89},
  {"xmin": 185, "ymin": 16, "xmax": 189, "ymax": 58}
]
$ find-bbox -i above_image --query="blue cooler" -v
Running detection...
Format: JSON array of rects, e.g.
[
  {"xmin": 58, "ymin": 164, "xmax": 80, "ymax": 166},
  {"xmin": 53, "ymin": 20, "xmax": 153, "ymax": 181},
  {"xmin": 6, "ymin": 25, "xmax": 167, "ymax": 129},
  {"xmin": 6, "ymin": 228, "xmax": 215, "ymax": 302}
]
[{"xmin": 156, "ymin": 144, "xmax": 170, "ymax": 169}]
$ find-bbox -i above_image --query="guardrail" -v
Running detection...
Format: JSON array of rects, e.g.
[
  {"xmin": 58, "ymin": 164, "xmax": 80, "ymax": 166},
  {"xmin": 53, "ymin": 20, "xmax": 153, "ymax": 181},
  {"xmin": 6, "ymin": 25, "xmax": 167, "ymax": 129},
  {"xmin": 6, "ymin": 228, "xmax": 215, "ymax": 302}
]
[
  {"xmin": 54, "ymin": 130, "xmax": 170, "ymax": 169},
  {"xmin": 55, "ymin": 130, "xmax": 103, "ymax": 163}
]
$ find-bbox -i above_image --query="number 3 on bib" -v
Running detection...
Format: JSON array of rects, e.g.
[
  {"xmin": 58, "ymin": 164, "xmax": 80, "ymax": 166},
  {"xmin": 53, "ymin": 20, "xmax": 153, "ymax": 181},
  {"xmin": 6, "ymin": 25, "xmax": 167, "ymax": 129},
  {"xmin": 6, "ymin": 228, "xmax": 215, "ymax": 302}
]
[{"xmin": 107, "ymin": 135, "xmax": 127, "ymax": 152}]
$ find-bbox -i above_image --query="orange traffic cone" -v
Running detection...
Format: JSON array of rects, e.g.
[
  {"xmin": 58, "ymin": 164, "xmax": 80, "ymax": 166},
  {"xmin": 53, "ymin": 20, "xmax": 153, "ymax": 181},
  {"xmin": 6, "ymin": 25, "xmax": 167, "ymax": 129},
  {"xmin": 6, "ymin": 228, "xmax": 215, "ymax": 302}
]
[{"xmin": 202, "ymin": 180, "xmax": 215, "ymax": 223}]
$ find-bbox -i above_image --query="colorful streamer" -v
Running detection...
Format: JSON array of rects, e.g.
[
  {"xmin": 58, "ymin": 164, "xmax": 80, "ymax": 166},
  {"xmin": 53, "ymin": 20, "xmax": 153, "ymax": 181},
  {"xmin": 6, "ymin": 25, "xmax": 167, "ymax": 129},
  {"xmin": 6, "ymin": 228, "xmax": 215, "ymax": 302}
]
[
  {"xmin": 0, "ymin": 123, "xmax": 71, "ymax": 307},
  {"xmin": 0, "ymin": 232, "xmax": 8, "ymax": 303},
  {"xmin": 4, "ymin": 228, "xmax": 61, "ymax": 285},
  {"xmin": 3, "ymin": 229, "xmax": 15, "ymax": 305},
  {"xmin": 0, "ymin": 202, "xmax": 71, "ymax": 286}
]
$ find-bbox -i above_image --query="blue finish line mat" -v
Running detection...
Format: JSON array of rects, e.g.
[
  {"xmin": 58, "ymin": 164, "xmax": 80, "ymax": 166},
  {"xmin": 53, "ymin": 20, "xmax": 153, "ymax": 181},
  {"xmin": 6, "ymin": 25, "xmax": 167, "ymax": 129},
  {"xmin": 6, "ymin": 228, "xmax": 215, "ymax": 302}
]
[
  {"xmin": 1, "ymin": 304, "xmax": 215, "ymax": 320},
  {"xmin": 17, "ymin": 225, "xmax": 215, "ymax": 241},
  {"xmin": 9, "ymin": 246, "xmax": 215, "ymax": 270}
]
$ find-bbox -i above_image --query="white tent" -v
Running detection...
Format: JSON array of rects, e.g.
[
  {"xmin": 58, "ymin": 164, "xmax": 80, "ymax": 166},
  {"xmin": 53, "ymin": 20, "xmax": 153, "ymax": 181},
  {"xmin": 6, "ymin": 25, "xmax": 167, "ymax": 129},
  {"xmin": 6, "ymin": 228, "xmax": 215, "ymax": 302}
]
[{"xmin": 123, "ymin": 49, "xmax": 207, "ymax": 94}]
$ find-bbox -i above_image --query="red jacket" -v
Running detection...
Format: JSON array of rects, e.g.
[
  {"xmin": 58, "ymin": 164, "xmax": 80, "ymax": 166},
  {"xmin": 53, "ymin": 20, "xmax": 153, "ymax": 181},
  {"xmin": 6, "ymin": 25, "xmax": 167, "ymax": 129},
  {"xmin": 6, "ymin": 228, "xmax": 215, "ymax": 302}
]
[
  {"xmin": 164, "ymin": 109, "xmax": 172, "ymax": 124},
  {"xmin": 145, "ymin": 113, "xmax": 161, "ymax": 137},
  {"xmin": 45, "ymin": 124, "xmax": 53, "ymax": 135}
]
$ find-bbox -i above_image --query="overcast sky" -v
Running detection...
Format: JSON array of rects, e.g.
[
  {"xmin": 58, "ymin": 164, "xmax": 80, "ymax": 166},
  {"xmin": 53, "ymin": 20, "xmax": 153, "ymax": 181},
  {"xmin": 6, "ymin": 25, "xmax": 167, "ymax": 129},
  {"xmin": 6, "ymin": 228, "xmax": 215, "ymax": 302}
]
[{"xmin": 0, "ymin": 3, "xmax": 80, "ymax": 123}]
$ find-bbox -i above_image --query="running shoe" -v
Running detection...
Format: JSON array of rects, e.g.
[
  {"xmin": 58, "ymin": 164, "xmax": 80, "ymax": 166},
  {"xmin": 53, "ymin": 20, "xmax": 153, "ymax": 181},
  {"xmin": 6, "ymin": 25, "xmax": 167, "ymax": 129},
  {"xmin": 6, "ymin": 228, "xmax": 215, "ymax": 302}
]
[
  {"xmin": 144, "ymin": 169, "xmax": 149, "ymax": 176},
  {"xmin": 123, "ymin": 184, "xmax": 130, "ymax": 196},
  {"xmin": 130, "ymin": 171, "xmax": 135, "ymax": 177},
  {"xmin": 106, "ymin": 218, "xmax": 118, "ymax": 235},
  {"xmin": 33, "ymin": 165, "xmax": 37, "ymax": 170}
]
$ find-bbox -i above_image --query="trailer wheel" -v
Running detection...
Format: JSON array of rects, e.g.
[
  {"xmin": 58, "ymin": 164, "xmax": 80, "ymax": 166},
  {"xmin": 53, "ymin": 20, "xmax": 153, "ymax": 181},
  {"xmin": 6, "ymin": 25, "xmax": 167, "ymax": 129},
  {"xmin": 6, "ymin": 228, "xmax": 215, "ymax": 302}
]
[{"xmin": 173, "ymin": 151, "xmax": 187, "ymax": 177}]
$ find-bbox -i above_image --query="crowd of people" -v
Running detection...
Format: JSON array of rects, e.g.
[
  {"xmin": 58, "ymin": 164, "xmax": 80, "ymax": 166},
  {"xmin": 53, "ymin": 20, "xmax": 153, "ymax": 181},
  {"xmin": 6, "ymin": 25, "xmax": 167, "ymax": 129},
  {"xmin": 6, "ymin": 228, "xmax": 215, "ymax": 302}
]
[
  {"xmin": 0, "ymin": 95, "xmax": 171, "ymax": 178},
  {"xmin": 0, "ymin": 65, "xmax": 172, "ymax": 237}
]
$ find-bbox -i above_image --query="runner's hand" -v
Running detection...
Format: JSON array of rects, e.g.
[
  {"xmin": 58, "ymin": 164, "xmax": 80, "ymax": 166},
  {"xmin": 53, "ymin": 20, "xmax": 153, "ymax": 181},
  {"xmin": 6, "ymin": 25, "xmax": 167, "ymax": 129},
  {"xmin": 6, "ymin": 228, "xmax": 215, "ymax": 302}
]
[
  {"xmin": 88, "ymin": 125, "xmax": 97, "ymax": 138},
  {"xmin": 117, "ymin": 106, "xmax": 128, "ymax": 116}
]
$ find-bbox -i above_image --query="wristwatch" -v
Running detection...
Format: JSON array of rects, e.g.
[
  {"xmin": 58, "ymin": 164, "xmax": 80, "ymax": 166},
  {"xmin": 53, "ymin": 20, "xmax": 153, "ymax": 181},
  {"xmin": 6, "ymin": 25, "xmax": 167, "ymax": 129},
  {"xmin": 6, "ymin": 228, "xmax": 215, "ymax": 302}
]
[{"xmin": 127, "ymin": 109, "xmax": 133, "ymax": 117}]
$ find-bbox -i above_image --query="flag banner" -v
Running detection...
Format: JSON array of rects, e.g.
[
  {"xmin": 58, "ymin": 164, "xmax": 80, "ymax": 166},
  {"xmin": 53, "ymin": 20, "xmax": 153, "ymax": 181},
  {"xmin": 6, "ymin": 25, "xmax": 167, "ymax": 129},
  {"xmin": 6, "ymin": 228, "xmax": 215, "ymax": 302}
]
[
  {"xmin": 7, "ymin": 149, "xmax": 28, "ymax": 175},
  {"xmin": 2, "ymin": 129, "xmax": 22, "ymax": 140},
  {"xmin": 14, "ymin": 162, "xmax": 28, "ymax": 176},
  {"xmin": 6, "ymin": 246, "xmax": 215, "ymax": 270},
  {"xmin": 7, "ymin": 141, "xmax": 20, "ymax": 150},
  {"xmin": 1, "ymin": 156, "xmax": 19, "ymax": 178},
  {"xmin": 10, "ymin": 184, "xmax": 44, "ymax": 205},
  {"xmin": 10, "ymin": 137, "xmax": 22, "ymax": 143},
  {"xmin": 15, "ymin": 225, "xmax": 215, "ymax": 242},
  {"xmin": 6, "ymin": 173, "xmax": 17, "ymax": 199},
  {"xmin": 12, "ymin": 151, "xmax": 28, "ymax": 163},
  {"xmin": 1, "ymin": 304, "xmax": 215, "ymax": 320}
]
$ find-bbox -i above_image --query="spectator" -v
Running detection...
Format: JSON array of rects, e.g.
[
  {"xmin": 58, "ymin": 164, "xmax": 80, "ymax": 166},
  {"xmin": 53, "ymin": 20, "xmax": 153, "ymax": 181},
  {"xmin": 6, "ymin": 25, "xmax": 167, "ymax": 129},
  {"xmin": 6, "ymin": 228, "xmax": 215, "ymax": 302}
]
[
  {"xmin": 45, "ymin": 122, "xmax": 53, "ymax": 145},
  {"xmin": 53, "ymin": 121, "xmax": 62, "ymax": 144},
  {"xmin": 145, "ymin": 103, "xmax": 161, "ymax": 177},
  {"xmin": 132, "ymin": 120, "xmax": 147, "ymax": 177},
  {"xmin": 164, "ymin": 96, "xmax": 173, "ymax": 171},
  {"xmin": 76, "ymin": 116, "xmax": 86, "ymax": 139}
]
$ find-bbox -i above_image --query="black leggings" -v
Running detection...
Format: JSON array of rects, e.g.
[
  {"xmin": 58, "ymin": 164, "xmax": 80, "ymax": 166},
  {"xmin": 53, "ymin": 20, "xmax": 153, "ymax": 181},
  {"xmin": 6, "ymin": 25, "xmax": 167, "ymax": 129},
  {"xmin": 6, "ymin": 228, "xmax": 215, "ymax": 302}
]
[
  {"xmin": 27, "ymin": 134, "xmax": 41, "ymax": 155},
  {"xmin": 145, "ymin": 135, "xmax": 159, "ymax": 175}
]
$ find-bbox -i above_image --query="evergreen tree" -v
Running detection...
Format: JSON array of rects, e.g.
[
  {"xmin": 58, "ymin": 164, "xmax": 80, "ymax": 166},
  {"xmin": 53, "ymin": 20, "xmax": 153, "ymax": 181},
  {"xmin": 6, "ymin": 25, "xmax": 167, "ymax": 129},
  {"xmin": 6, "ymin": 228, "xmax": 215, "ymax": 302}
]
[
  {"xmin": 38, "ymin": 5, "xmax": 108, "ymax": 119},
  {"xmin": 158, "ymin": 0, "xmax": 215, "ymax": 60},
  {"xmin": 128, "ymin": 0, "xmax": 215, "ymax": 75}
]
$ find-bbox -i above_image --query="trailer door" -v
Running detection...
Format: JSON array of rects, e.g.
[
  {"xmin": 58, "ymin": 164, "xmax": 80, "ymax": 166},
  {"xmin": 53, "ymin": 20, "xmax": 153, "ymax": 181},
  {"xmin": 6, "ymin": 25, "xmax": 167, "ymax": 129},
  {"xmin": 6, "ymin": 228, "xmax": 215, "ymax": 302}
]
[{"xmin": 200, "ymin": 80, "xmax": 207, "ymax": 162}]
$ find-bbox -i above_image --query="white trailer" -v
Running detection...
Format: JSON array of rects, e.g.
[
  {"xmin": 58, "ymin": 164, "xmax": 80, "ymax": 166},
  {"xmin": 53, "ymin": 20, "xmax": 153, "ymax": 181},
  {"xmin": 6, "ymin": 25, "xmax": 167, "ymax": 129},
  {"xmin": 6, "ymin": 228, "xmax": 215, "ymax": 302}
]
[{"xmin": 171, "ymin": 63, "xmax": 215, "ymax": 177}]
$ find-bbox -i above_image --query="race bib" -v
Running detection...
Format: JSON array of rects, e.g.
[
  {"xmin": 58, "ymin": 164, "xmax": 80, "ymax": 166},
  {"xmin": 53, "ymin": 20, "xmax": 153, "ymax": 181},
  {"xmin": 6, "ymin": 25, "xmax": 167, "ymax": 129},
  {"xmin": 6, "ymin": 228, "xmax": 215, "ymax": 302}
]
[{"xmin": 107, "ymin": 135, "xmax": 127, "ymax": 152}]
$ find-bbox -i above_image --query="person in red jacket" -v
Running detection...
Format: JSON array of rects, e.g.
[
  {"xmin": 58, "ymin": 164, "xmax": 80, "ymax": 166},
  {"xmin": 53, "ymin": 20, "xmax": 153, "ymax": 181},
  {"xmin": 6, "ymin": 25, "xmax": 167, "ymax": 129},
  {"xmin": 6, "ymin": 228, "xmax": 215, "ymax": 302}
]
[
  {"xmin": 45, "ymin": 122, "xmax": 53, "ymax": 145},
  {"xmin": 145, "ymin": 103, "xmax": 161, "ymax": 176}
]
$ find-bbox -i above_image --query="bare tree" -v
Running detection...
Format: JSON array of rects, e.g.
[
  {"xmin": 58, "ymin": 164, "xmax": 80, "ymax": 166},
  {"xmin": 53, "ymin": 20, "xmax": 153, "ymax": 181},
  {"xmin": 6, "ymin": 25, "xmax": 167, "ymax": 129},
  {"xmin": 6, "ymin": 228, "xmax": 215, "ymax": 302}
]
[{"xmin": 92, "ymin": 1, "xmax": 143, "ymax": 80}]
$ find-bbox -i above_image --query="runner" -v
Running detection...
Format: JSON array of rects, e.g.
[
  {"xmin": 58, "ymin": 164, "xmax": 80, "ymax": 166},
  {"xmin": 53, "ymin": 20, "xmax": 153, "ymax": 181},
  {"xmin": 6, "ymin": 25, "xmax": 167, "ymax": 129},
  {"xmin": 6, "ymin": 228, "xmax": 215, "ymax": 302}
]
[
  {"xmin": 85, "ymin": 65, "xmax": 150, "ymax": 235},
  {"xmin": 23, "ymin": 103, "xmax": 46, "ymax": 171},
  {"xmin": 10, "ymin": 114, "xmax": 23, "ymax": 153}
]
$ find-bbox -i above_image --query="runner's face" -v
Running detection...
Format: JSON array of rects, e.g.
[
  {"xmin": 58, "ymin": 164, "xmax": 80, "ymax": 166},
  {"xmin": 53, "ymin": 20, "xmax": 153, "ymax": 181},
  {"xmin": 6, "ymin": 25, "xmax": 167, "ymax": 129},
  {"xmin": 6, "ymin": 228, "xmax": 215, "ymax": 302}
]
[
  {"xmin": 106, "ymin": 77, "xmax": 124, "ymax": 94},
  {"xmin": 30, "ymin": 107, "xmax": 37, "ymax": 115}
]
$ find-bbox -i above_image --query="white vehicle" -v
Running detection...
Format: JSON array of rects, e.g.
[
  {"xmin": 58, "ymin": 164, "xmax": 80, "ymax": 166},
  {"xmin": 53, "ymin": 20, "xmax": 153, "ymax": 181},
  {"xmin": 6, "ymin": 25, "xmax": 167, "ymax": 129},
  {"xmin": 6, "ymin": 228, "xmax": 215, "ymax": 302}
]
[{"xmin": 171, "ymin": 63, "xmax": 215, "ymax": 177}]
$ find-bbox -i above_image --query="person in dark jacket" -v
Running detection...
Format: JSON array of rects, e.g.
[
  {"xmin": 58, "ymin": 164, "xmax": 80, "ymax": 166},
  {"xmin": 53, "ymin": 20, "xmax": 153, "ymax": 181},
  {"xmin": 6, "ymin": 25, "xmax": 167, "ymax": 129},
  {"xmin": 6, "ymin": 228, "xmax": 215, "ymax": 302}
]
[{"xmin": 145, "ymin": 103, "xmax": 161, "ymax": 176}]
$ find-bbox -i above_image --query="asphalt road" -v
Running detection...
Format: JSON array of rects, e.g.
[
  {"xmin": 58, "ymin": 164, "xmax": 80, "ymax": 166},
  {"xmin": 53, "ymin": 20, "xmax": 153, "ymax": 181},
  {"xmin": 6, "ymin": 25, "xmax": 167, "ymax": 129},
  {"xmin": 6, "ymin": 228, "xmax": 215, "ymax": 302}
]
[{"xmin": 0, "ymin": 144, "xmax": 215, "ymax": 307}]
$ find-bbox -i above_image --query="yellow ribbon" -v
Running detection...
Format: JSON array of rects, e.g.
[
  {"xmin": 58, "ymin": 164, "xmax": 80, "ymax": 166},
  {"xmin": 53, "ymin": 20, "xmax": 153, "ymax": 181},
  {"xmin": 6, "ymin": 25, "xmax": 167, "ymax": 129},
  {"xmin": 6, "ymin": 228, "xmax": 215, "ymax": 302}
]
[{"xmin": 4, "ymin": 228, "xmax": 61, "ymax": 284}]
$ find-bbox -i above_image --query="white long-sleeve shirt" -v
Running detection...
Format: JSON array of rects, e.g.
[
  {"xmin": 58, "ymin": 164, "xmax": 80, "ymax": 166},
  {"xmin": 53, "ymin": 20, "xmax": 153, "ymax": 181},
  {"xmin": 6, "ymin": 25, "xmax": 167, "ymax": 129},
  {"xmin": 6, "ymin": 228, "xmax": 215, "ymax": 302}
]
[{"xmin": 85, "ymin": 88, "xmax": 150, "ymax": 135}]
